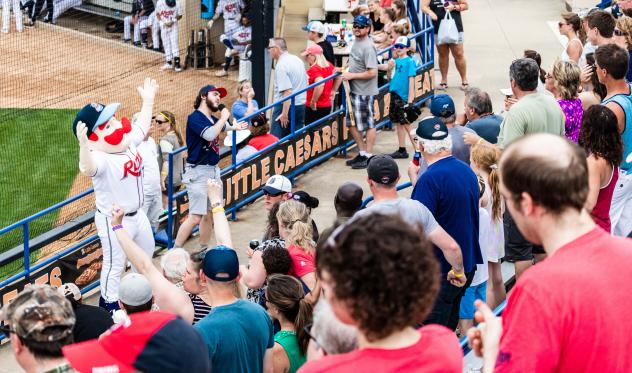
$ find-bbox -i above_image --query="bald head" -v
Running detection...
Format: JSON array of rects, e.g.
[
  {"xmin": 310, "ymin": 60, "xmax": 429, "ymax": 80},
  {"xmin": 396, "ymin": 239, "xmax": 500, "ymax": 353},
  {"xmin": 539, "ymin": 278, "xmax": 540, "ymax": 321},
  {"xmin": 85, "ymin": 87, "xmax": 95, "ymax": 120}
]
[{"xmin": 499, "ymin": 134, "xmax": 588, "ymax": 214}]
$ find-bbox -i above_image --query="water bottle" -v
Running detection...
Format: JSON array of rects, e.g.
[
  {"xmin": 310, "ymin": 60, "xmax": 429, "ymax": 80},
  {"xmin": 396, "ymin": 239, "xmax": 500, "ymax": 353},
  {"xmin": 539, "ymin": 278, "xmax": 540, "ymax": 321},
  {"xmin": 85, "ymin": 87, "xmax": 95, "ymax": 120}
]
[
  {"xmin": 413, "ymin": 151, "xmax": 421, "ymax": 166},
  {"xmin": 341, "ymin": 19, "xmax": 347, "ymax": 30}
]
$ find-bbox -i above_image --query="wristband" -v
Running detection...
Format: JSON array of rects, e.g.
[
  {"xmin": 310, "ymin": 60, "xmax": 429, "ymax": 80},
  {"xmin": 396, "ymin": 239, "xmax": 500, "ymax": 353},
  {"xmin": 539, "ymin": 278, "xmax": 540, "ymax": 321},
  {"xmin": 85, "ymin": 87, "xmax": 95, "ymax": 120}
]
[
  {"xmin": 112, "ymin": 224, "xmax": 123, "ymax": 232},
  {"xmin": 211, "ymin": 207, "xmax": 225, "ymax": 214},
  {"xmin": 449, "ymin": 269, "xmax": 464, "ymax": 278}
]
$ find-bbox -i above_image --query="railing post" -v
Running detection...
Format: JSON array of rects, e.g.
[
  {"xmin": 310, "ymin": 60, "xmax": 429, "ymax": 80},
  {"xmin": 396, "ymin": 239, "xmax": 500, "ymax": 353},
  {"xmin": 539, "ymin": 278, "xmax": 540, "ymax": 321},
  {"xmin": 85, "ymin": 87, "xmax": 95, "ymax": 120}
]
[
  {"xmin": 167, "ymin": 152, "xmax": 174, "ymax": 249},
  {"xmin": 231, "ymin": 130, "xmax": 237, "ymax": 165},
  {"xmin": 22, "ymin": 223, "xmax": 30, "ymax": 280},
  {"xmin": 290, "ymin": 97, "xmax": 296, "ymax": 135}
]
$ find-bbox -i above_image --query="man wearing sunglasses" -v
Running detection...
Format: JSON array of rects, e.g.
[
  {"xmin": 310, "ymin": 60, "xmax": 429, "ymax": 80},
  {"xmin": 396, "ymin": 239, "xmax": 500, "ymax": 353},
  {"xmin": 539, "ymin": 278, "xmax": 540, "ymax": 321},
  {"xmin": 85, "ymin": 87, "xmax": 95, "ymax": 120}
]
[
  {"xmin": 261, "ymin": 174, "xmax": 293, "ymax": 211},
  {"xmin": 341, "ymin": 15, "xmax": 379, "ymax": 170}
]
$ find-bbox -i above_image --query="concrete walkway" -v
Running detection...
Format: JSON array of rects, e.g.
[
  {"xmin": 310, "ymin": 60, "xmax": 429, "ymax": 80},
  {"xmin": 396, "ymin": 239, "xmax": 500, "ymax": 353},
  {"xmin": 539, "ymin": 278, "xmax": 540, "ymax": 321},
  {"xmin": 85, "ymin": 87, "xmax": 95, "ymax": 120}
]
[{"xmin": 0, "ymin": 0, "xmax": 566, "ymax": 370}]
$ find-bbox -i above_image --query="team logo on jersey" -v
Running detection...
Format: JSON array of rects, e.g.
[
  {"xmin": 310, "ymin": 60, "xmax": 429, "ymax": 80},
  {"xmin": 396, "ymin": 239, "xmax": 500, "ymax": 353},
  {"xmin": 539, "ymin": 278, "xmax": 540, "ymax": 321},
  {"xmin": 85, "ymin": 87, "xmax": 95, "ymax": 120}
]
[{"xmin": 123, "ymin": 152, "xmax": 143, "ymax": 178}]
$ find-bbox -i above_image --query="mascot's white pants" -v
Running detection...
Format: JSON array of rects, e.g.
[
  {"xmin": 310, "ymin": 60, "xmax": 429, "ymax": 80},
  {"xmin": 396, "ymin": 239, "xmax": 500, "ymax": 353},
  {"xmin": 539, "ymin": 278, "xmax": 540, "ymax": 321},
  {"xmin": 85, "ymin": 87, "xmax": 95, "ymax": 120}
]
[
  {"xmin": 52, "ymin": 0, "xmax": 80, "ymax": 23},
  {"xmin": 2, "ymin": 0, "xmax": 23, "ymax": 33},
  {"xmin": 160, "ymin": 23, "xmax": 179, "ymax": 61},
  {"xmin": 95, "ymin": 209, "xmax": 155, "ymax": 302}
]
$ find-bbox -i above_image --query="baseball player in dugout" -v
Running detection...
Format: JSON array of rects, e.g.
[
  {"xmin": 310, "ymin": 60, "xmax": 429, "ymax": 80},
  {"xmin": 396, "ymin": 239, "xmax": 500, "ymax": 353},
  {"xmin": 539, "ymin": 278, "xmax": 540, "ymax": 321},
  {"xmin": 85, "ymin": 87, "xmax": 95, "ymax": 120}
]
[{"xmin": 72, "ymin": 77, "xmax": 159, "ymax": 313}]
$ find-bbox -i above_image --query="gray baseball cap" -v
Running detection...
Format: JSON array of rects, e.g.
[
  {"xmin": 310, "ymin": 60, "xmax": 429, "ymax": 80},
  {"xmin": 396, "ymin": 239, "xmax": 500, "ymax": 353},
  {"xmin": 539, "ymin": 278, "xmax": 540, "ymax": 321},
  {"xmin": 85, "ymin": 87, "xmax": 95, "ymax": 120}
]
[
  {"xmin": 1, "ymin": 285, "xmax": 75, "ymax": 342},
  {"xmin": 118, "ymin": 274, "xmax": 153, "ymax": 306}
]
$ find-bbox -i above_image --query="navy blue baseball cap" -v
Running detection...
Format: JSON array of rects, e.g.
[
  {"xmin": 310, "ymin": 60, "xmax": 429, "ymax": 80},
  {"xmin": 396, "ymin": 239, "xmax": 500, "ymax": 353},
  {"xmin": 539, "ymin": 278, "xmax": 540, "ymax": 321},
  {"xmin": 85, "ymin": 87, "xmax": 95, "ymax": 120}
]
[
  {"xmin": 63, "ymin": 311, "xmax": 210, "ymax": 373},
  {"xmin": 429, "ymin": 94, "xmax": 455, "ymax": 118},
  {"xmin": 72, "ymin": 102, "xmax": 120, "ymax": 138},
  {"xmin": 203, "ymin": 246, "xmax": 239, "ymax": 282},
  {"xmin": 353, "ymin": 15, "xmax": 371, "ymax": 27},
  {"xmin": 416, "ymin": 116, "xmax": 449, "ymax": 140},
  {"xmin": 199, "ymin": 85, "xmax": 227, "ymax": 98}
]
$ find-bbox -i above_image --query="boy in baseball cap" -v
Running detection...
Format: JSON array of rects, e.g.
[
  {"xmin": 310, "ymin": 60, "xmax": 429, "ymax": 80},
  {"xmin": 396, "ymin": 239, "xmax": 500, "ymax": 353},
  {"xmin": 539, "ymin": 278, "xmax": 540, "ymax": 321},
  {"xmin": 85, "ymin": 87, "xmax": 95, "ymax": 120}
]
[
  {"xmin": 1, "ymin": 285, "xmax": 76, "ymax": 373},
  {"xmin": 303, "ymin": 21, "xmax": 335, "ymax": 64},
  {"xmin": 262, "ymin": 174, "xmax": 293, "ymax": 211}
]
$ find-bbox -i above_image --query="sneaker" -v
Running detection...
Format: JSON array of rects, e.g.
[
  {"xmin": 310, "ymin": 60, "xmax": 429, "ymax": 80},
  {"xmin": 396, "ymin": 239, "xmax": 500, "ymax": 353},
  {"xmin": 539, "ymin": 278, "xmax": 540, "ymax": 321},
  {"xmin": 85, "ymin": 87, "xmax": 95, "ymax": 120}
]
[
  {"xmin": 215, "ymin": 69, "xmax": 228, "ymax": 77},
  {"xmin": 174, "ymin": 65, "xmax": 182, "ymax": 72},
  {"xmin": 160, "ymin": 62, "xmax": 173, "ymax": 71},
  {"xmin": 351, "ymin": 155, "xmax": 369, "ymax": 169},
  {"xmin": 123, "ymin": 38, "xmax": 131, "ymax": 43},
  {"xmin": 24, "ymin": 20, "xmax": 34, "ymax": 27},
  {"xmin": 345, "ymin": 154, "xmax": 362, "ymax": 166},
  {"xmin": 133, "ymin": 41, "xmax": 141, "ymax": 47},
  {"xmin": 389, "ymin": 149, "xmax": 409, "ymax": 159}
]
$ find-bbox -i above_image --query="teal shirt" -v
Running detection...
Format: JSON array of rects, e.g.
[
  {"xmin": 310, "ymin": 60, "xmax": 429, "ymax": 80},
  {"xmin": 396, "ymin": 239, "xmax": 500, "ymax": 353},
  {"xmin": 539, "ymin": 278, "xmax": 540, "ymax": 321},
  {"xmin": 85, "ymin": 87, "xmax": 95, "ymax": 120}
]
[
  {"xmin": 195, "ymin": 299, "xmax": 274, "ymax": 373},
  {"xmin": 389, "ymin": 56, "xmax": 417, "ymax": 101},
  {"xmin": 274, "ymin": 330, "xmax": 307, "ymax": 373}
]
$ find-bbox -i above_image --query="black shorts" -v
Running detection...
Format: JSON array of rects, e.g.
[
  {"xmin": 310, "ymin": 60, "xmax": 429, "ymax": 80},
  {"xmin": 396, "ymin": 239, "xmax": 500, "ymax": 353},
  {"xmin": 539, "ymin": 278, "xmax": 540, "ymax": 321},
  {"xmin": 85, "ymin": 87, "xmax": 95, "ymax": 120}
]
[{"xmin": 503, "ymin": 211, "xmax": 545, "ymax": 262}]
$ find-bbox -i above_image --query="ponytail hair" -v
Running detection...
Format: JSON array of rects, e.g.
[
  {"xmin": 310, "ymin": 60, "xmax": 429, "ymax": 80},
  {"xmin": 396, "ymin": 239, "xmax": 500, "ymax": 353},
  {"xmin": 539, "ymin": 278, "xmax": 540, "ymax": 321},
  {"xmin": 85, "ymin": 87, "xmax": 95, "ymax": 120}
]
[
  {"xmin": 471, "ymin": 144, "xmax": 502, "ymax": 221},
  {"xmin": 277, "ymin": 200, "xmax": 315, "ymax": 252},
  {"xmin": 523, "ymin": 49, "xmax": 546, "ymax": 83},
  {"xmin": 266, "ymin": 274, "xmax": 314, "ymax": 355}
]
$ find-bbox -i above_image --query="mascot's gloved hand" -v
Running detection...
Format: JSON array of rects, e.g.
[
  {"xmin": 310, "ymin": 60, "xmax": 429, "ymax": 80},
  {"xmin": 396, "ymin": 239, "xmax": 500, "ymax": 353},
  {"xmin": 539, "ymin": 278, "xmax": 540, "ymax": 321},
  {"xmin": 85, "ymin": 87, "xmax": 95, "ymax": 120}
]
[
  {"xmin": 76, "ymin": 121, "xmax": 97, "ymax": 176},
  {"xmin": 137, "ymin": 77, "xmax": 159, "ymax": 104}
]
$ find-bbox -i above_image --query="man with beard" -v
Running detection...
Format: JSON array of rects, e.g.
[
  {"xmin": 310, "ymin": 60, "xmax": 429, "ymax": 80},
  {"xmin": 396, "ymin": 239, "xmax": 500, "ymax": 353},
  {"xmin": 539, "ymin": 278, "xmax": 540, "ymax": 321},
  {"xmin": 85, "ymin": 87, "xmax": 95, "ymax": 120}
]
[
  {"xmin": 175, "ymin": 85, "xmax": 232, "ymax": 248},
  {"xmin": 72, "ymin": 77, "xmax": 159, "ymax": 312}
]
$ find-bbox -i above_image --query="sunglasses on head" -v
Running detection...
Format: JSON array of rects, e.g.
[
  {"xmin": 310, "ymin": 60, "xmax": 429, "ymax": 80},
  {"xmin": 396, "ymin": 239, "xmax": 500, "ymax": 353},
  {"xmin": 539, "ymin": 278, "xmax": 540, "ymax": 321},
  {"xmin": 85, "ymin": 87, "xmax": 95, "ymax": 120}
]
[{"xmin": 614, "ymin": 29, "xmax": 629, "ymax": 37}]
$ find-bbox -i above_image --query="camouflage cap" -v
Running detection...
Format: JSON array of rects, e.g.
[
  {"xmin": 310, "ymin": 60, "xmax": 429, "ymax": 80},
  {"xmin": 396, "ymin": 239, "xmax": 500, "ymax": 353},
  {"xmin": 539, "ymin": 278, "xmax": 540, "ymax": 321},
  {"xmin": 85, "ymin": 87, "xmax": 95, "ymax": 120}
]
[{"xmin": 0, "ymin": 285, "xmax": 75, "ymax": 342}]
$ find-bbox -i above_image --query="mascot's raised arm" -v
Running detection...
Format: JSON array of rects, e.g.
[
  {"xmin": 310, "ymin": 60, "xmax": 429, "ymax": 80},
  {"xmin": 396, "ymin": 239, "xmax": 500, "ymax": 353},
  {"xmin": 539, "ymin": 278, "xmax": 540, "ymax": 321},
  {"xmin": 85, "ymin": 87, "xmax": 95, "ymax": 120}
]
[{"xmin": 71, "ymin": 77, "xmax": 159, "ymax": 312}]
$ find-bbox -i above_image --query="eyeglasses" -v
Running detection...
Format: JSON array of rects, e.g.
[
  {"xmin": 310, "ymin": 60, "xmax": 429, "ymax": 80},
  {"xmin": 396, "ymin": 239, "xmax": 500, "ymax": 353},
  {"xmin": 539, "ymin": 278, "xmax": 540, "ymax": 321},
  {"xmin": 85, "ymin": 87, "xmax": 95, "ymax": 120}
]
[
  {"xmin": 303, "ymin": 324, "xmax": 328, "ymax": 356},
  {"xmin": 263, "ymin": 190, "xmax": 285, "ymax": 197},
  {"xmin": 393, "ymin": 44, "xmax": 406, "ymax": 49},
  {"xmin": 352, "ymin": 24, "xmax": 367, "ymax": 29},
  {"xmin": 558, "ymin": 22, "xmax": 567, "ymax": 27},
  {"xmin": 155, "ymin": 119, "xmax": 167, "ymax": 124},
  {"xmin": 614, "ymin": 29, "xmax": 629, "ymax": 37}
]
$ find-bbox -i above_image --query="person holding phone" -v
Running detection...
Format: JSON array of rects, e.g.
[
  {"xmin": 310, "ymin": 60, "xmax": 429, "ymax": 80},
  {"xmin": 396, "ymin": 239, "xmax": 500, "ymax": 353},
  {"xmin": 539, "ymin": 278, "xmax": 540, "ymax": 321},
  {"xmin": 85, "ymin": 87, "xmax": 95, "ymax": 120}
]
[{"xmin": 422, "ymin": 0, "xmax": 469, "ymax": 90}]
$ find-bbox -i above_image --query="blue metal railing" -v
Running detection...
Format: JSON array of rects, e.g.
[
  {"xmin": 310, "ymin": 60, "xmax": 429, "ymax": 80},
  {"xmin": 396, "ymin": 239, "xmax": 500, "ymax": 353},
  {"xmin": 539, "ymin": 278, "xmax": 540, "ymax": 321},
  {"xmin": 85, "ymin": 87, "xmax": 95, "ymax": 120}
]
[
  {"xmin": 0, "ymin": 9, "xmax": 435, "ymax": 310},
  {"xmin": 460, "ymin": 300, "xmax": 508, "ymax": 354}
]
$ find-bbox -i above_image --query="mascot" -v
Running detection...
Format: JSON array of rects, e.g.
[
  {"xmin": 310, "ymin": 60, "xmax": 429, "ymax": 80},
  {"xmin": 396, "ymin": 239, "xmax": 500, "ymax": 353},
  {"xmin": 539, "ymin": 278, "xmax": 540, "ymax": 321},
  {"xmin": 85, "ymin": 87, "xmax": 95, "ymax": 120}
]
[{"xmin": 72, "ymin": 77, "xmax": 159, "ymax": 312}]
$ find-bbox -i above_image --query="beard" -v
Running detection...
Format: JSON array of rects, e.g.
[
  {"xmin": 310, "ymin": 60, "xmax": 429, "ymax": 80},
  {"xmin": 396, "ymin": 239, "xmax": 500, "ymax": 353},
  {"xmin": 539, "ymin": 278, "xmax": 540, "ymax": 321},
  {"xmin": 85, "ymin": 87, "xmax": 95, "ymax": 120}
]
[
  {"xmin": 104, "ymin": 117, "xmax": 132, "ymax": 146},
  {"xmin": 206, "ymin": 97, "xmax": 220, "ymax": 112}
]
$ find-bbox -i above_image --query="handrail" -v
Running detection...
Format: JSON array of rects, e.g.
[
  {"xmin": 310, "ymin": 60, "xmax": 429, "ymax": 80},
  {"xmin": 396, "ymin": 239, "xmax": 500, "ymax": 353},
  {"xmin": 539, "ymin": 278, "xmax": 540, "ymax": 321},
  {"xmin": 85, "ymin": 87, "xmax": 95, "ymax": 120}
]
[{"xmin": 460, "ymin": 300, "xmax": 508, "ymax": 354}]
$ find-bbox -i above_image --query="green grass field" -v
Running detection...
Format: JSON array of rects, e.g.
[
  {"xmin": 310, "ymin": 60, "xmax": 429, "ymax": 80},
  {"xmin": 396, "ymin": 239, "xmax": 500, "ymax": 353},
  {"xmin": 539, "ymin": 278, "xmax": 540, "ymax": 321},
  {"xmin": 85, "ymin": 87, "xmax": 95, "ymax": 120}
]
[{"xmin": 0, "ymin": 108, "xmax": 80, "ymax": 260}]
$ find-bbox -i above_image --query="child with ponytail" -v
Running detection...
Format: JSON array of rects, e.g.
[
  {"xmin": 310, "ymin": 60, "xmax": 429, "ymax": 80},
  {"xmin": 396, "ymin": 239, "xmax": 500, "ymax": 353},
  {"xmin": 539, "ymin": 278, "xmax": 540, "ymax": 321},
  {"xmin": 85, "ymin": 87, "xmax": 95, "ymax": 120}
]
[
  {"xmin": 470, "ymin": 144, "xmax": 506, "ymax": 308},
  {"xmin": 266, "ymin": 274, "xmax": 313, "ymax": 373},
  {"xmin": 277, "ymin": 200, "xmax": 318, "ymax": 294}
]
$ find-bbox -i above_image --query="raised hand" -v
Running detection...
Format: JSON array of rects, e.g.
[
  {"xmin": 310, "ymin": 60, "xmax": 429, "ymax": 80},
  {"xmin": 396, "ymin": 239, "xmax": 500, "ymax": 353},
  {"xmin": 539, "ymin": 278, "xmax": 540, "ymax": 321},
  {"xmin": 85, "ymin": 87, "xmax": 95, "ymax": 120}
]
[
  {"xmin": 76, "ymin": 121, "xmax": 90, "ymax": 147},
  {"xmin": 137, "ymin": 77, "xmax": 159, "ymax": 102}
]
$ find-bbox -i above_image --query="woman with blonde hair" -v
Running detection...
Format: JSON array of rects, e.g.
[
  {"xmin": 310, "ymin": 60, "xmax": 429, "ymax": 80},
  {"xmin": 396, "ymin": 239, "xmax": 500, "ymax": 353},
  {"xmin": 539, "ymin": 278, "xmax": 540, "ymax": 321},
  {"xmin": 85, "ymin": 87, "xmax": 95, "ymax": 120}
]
[
  {"xmin": 470, "ymin": 144, "xmax": 505, "ymax": 309},
  {"xmin": 156, "ymin": 110, "xmax": 185, "ymax": 207},
  {"xmin": 613, "ymin": 16, "xmax": 632, "ymax": 82},
  {"xmin": 558, "ymin": 12, "xmax": 584, "ymax": 63},
  {"xmin": 266, "ymin": 274, "xmax": 313, "ymax": 373},
  {"xmin": 277, "ymin": 200, "xmax": 317, "ymax": 293},
  {"xmin": 302, "ymin": 44, "xmax": 341, "ymax": 125},
  {"xmin": 545, "ymin": 60, "xmax": 583, "ymax": 142}
]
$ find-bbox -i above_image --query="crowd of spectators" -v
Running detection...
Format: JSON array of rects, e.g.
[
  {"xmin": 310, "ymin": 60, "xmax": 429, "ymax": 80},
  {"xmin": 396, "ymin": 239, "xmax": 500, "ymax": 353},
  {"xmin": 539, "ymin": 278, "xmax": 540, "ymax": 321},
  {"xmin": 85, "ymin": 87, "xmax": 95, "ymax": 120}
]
[{"xmin": 4, "ymin": 2, "xmax": 632, "ymax": 373}]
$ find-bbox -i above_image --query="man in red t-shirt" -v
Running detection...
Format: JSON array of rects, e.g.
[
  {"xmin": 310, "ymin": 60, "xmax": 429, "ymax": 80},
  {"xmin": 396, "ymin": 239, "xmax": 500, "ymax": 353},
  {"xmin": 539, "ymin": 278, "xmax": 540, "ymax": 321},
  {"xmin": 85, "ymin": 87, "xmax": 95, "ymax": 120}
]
[
  {"xmin": 299, "ymin": 213, "xmax": 462, "ymax": 373},
  {"xmin": 468, "ymin": 133, "xmax": 632, "ymax": 372}
]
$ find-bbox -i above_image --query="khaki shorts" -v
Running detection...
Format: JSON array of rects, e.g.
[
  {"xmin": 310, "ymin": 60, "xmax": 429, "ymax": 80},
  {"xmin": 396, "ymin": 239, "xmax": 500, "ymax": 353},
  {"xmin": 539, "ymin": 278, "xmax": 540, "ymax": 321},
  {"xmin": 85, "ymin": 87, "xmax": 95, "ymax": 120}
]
[{"xmin": 182, "ymin": 164, "xmax": 222, "ymax": 215}]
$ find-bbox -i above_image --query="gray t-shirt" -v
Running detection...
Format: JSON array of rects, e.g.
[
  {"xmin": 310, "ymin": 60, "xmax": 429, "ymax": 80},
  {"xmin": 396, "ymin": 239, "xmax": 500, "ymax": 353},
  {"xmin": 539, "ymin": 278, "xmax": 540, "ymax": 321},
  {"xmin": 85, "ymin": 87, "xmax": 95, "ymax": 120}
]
[
  {"xmin": 353, "ymin": 197, "xmax": 439, "ymax": 235},
  {"xmin": 274, "ymin": 52, "xmax": 308, "ymax": 105},
  {"xmin": 348, "ymin": 37, "xmax": 378, "ymax": 96},
  {"xmin": 159, "ymin": 132, "xmax": 184, "ymax": 186}
]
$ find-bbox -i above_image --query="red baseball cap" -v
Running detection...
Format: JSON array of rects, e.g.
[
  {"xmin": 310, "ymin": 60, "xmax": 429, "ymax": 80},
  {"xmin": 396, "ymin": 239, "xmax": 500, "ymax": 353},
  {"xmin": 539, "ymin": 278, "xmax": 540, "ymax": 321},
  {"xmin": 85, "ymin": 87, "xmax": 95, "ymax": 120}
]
[
  {"xmin": 63, "ymin": 311, "xmax": 210, "ymax": 373},
  {"xmin": 199, "ymin": 84, "xmax": 227, "ymax": 98}
]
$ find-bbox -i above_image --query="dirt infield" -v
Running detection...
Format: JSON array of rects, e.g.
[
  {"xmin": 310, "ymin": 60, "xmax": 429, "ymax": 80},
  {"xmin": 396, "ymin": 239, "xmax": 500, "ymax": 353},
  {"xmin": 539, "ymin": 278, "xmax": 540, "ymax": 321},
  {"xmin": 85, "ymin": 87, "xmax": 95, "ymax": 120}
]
[{"xmin": 0, "ymin": 23, "xmax": 241, "ymax": 260}]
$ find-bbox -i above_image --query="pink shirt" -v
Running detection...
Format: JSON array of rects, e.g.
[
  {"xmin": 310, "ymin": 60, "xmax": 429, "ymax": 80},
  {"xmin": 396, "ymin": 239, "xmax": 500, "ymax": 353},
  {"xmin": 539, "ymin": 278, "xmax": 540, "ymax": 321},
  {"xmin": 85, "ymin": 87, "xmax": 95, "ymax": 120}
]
[
  {"xmin": 495, "ymin": 228, "xmax": 632, "ymax": 372},
  {"xmin": 287, "ymin": 244, "xmax": 315, "ymax": 278},
  {"xmin": 299, "ymin": 325, "xmax": 462, "ymax": 373}
]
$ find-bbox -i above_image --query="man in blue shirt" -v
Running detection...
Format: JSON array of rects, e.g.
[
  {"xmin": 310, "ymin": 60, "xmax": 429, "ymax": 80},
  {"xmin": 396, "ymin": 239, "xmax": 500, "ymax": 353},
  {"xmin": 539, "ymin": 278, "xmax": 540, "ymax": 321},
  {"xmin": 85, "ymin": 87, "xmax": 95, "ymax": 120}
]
[
  {"xmin": 461, "ymin": 87, "xmax": 502, "ymax": 144},
  {"xmin": 195, "ymin": 246, "xmax": 275, "ymax": 372},
  {"xmin": 411, "ymin": 116, "xmax": 483, "ymax": 330},
  {"xmin": 175, "ymin": 85, "xmax": 231, "ymax": 248}
]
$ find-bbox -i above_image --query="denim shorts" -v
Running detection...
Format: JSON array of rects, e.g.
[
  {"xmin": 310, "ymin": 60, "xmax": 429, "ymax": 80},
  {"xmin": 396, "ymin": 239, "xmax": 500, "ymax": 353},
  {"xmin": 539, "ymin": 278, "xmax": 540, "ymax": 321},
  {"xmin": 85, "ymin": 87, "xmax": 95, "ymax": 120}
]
[{"xmin": 459, "ymin": 281, "xmax": 487, "ymax": 319}]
